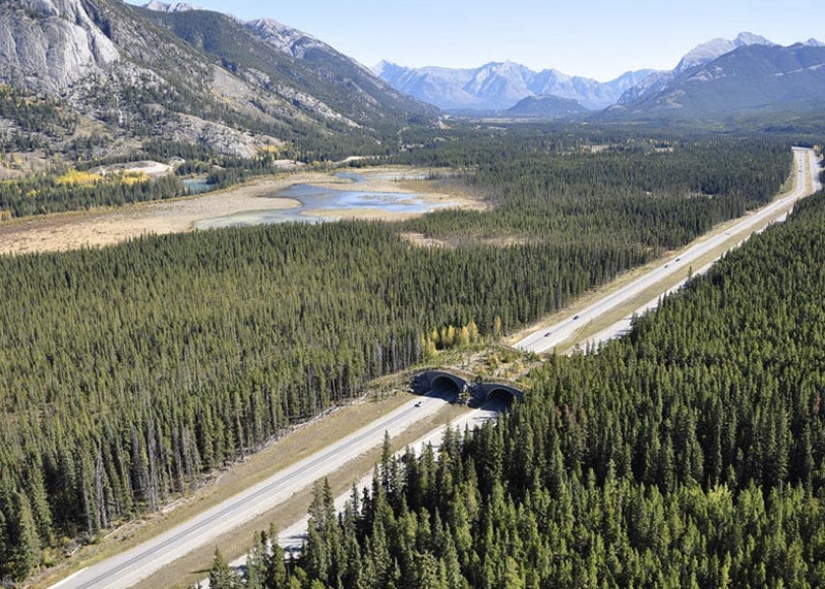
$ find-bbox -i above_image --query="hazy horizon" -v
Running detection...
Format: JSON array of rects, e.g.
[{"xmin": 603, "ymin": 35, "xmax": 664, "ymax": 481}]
[{"xmin": 126, "ymin": 0, "xmax": 823, "ymax": 81}]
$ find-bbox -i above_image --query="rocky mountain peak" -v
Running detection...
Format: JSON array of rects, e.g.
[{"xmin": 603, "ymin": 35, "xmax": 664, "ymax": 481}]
[
  {"xmin": 143, "ymin": 1, "xmax": 199, "ymax": 12},
  {"xmin": 244, "ymin": 17, "xmax": 322, "ymax": 58},
  {"xmin": 676, "ymin": 32, "xmax": 774, "ymax": 72},
  {"xmin": 141, "ymin": 2, "xmax": 330, "ymax": 61},
  {"xmin": 0, "ymin": 0, "xmax": 120, "ymax": 93},
  {"xmin": 734, "ymin": 32, "xmax": 771, "ymax": 46},
  {"xmin": 375, "ymin": 60, "xmax": 657, "ymax": 112},
  {"xmin": 618, "ymin": 33, "xmax": 776, "ymax": 106}
]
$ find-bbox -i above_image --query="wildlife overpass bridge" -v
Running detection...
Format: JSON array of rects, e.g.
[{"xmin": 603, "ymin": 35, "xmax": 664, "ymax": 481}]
[{"xmin": 413, "ymin": 369, "xmax": 525, "ymax": 407}]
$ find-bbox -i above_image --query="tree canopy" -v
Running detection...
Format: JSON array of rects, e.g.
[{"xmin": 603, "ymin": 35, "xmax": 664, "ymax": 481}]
[
  {"xmin": 253, "ymin": 186, "xmax": 825, "ymax": 589},
  {"xmin": 0, "ymin": 129, "xmax": 805, "ymax": 582}
]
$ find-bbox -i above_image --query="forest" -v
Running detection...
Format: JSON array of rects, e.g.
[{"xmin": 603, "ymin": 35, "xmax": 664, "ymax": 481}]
[
  {"xmin": 0, "ymin": 129, "xmax": 808, "ymax": 582},
  {"xmin": 0, "ymin": 85, "xmax": 78, "ymax": 154},
  {"xmin": 397, "ymin": 132, "xmax": 792, "ymax": 248},
  {"xmin": 217, "ymin": 185, "xmax": 825, "ymax": 589}
]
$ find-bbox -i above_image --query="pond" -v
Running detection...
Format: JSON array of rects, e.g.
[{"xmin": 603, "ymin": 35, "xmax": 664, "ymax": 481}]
[
  {"xmin": 183, "ymin": 178, "xmax": 215, "ymax": 195},
  {"xmin": 194, "ymin": 173, "xmax": 454, "ymax": 230}
]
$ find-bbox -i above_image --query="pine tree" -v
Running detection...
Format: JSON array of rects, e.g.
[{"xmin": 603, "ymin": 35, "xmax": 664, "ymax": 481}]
[
  {"xmin": 9, "ymin": 492, "xmax": 41, "ymax": 581},
  {"xmin": 265, "ymin": 525, "xmax": 288, "ymax": 589},
  {"xmin": 208, "ymin": 548, "xmax": 241, "ymax": 589}
]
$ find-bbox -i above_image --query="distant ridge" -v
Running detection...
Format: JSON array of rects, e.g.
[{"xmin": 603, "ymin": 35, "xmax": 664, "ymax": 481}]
[
  {"xmin": 505, "ymin": 95, "xmax": 588, "ymax": 118},
  {"xmin": 374, "ymin": 60, "xmax": 654, "ymax": 111},
  {"xmin": 618, "ymin": 32, "xmax": 775, "ymax": 104},
  {"xmin": 375, "ymin": 32, "xmax": 825, "ymax": 119},
  {"xmin": 142, "ymin": 1, "xmax": 199, "ymax": 12},
  {"xmin": 613, "ymin": 41, "xmax": 825, "ymax": 117},
  {"xmin": 676, "ymin": 32, "xmax": 774, "ymax": 72}
]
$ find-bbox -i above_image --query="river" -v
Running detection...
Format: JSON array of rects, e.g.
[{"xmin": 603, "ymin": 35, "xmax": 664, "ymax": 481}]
[{"xmin": 195, "ymin": 172, "xmax": 452, "ymax": 229}]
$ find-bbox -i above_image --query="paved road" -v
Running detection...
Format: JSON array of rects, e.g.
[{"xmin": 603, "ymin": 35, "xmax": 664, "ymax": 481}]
[
  {"xmin": 48, "ymin": 148, "xmax": 820, "ymax": 589},
  {"xmin": 47, "ymin": 394, "xmax": 456, "ymax": 589},
  {"xmin": 275, "ymin": 400, "xmax": 500, "ymax": 550},
  {"xmin": 198, "ymin": 396, "xmax": 500, "ymax": 587},
  {"xmin": 516, "ymin": 147, "xmax": 822, "ymax": 354}
]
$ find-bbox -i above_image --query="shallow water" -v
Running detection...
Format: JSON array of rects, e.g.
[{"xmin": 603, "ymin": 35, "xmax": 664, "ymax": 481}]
[
  {"xmin": 183, "ymin": 178, "xmax": 214, "ymax": 194},
  {"xmin": 333, "ymin": 172, "xmax": 366, "ymax": 183},
  {"xmin": 195, "ymin": 173, "xmax": 452, "ymax": 229}
]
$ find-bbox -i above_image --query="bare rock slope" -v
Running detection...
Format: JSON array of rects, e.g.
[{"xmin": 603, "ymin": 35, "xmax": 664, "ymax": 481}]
[
  {"xmin": 0, "ymin": 0, "xmax": 119, "ymax": 92},
  {"xmin": 0, "ymin": 0, "xmax": 434, "ymax": 157}
]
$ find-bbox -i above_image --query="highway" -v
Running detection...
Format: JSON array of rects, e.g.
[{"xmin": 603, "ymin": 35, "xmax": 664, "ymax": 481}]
[
  {"xmin": 48, "ymin": 148, "xmax": 820, "ymax": 589},
  {"xmin": 193, "ymin": 400, "xmax": 502, "ymax": 588},
  {"xmin": 276, "ymin": 400, "xmax": 500, "ymax": 550},
  {"xmin": 47, "ymin": 393, "xmax": 462, "ymax": 589},
  {"xmin": 516, "ymin": 147, "xmax": 822, "ymax": 354}
]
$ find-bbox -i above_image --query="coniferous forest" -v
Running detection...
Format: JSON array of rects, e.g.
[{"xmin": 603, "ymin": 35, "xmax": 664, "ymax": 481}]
[
  {"xmin": 0, "ymin": 128, "xmax": 812, "ymax": 583},
  {"xmin": 222, "ymin": 186, "xmax": 825, "ymax": 589}
]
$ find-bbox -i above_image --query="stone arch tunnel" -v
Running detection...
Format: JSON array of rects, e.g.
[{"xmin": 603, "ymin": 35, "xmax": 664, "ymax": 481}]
[
  {"xmin": 412, "ymin": 370, "xmax": 469, "ymax": 401},
  {"xmin": 479, "ymin": 383, "xmax": 524, "ymax": 406},
  {"xmin": 414, "ymin": 370, "xmax": 525, "ymax": 407}
]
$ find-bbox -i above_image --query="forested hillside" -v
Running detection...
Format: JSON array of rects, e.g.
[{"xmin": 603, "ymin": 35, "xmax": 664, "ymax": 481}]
[
  {"xmin": 0, "ymin": 134, "xmax": 797, "ymax": 581},
  {"xmin": 0, "ymin": 85, "xmax": 78, "ymax": 153},
  {"xmin": 242, "ymin": 186, "xmax": 825, "ymax": 589},
  {"xmin": 393, "ymin": 127, "xmax": 793, "ymax": 247},
  {"xmin": 0, "ymin": 0, "xmax": 434, "ymax": 167}
]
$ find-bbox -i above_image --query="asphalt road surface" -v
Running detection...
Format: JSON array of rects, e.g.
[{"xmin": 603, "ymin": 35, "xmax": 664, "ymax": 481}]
[
  {"xmin": 48, "ymin": 148, "xmax": 820, "ymax": 589},
  {"xmin": 195, "ymin": 400, "xmax": 503, "ymax": 588},
  {"xmin": 516, "ymin": 147, "xmax": 822, "ymax": 354},
  {"xmin": 47, "ymin": 394, "xmax": 457, "ymax": 589},
  {"xmin": 276, "ymin": 399, "xmax": 501, "ymax": 548},
  {"xmin": 201, "ymin": 396, "xmax": 502, "ymax": 587}
]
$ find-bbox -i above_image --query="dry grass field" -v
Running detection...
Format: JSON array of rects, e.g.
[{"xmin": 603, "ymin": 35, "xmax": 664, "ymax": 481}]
[{"xmin": 0, "ymin": 167, "xmax": 482, "ymax": 256}]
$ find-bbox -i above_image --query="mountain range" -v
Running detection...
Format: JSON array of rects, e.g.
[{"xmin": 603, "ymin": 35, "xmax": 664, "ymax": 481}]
[
  {"xmin": 614, "ymin": 40, "xmax": 825, "ymax": 118},
  {"xmin": 374, "ymin": 61, "xmax": 654, "ymax": 112},
  {"xmin": 375, "ymin": 32, "xmax": 825, "ymax": 118},
  {"xmin": 0, "ymin": 0, "xmax": 823, "ymax": 166}
]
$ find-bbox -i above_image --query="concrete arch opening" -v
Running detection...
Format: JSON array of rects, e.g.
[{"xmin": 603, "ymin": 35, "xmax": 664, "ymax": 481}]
[
  {"xmin": 484, "ymin": 387, "xmax": 519, "ymax": 409},
  {"xmin": 429, "ymin": 375, "xmax": 463, "ymax": 401},
  {"xmin": 414, "ymin": 370, "xmax": 523, "ymax": 407}
]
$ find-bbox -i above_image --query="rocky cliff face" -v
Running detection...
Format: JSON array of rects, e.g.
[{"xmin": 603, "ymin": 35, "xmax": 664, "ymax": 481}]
[
  {"xmin": 0, "ymin": 0, "xmax": 433, "ymax": 159},
  {"xmin": 0, "ymin": 0, "xmax": 120, "ymax": 93},
  {"xmin": 244, "ymin": 18, "xmax": 323, "ymax": 59}
]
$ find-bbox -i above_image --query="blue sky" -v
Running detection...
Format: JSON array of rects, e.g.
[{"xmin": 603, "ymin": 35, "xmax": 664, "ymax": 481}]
[{"xmin": 127, "ymin": 0, "xmax": 823, "ymax": 81}]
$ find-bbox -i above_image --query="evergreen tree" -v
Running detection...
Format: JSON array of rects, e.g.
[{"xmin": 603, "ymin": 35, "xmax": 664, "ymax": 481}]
[{"xmin": 208, "ymin": 548, "xmax": 241, "ymax": 589}]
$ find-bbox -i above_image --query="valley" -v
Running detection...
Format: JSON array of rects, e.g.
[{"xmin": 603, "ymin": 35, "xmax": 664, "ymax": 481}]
[
  {"xmin": 1, "ymin": 1, "xmax": 825, "ymax": 588},
  {"xmin": 515, "ymin": 147, "xmax": 823, "ymax": 354},
  {"xmin": 5, "ymin": 133, "xmax": 812, "ymax": 589},
  {"xmin": 0, "ymin": 167, "xmax": 481, "ymax": 255},
  {"xmin": 39, "ymin": 147, "xmax": 823, "ymax": 589}
]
